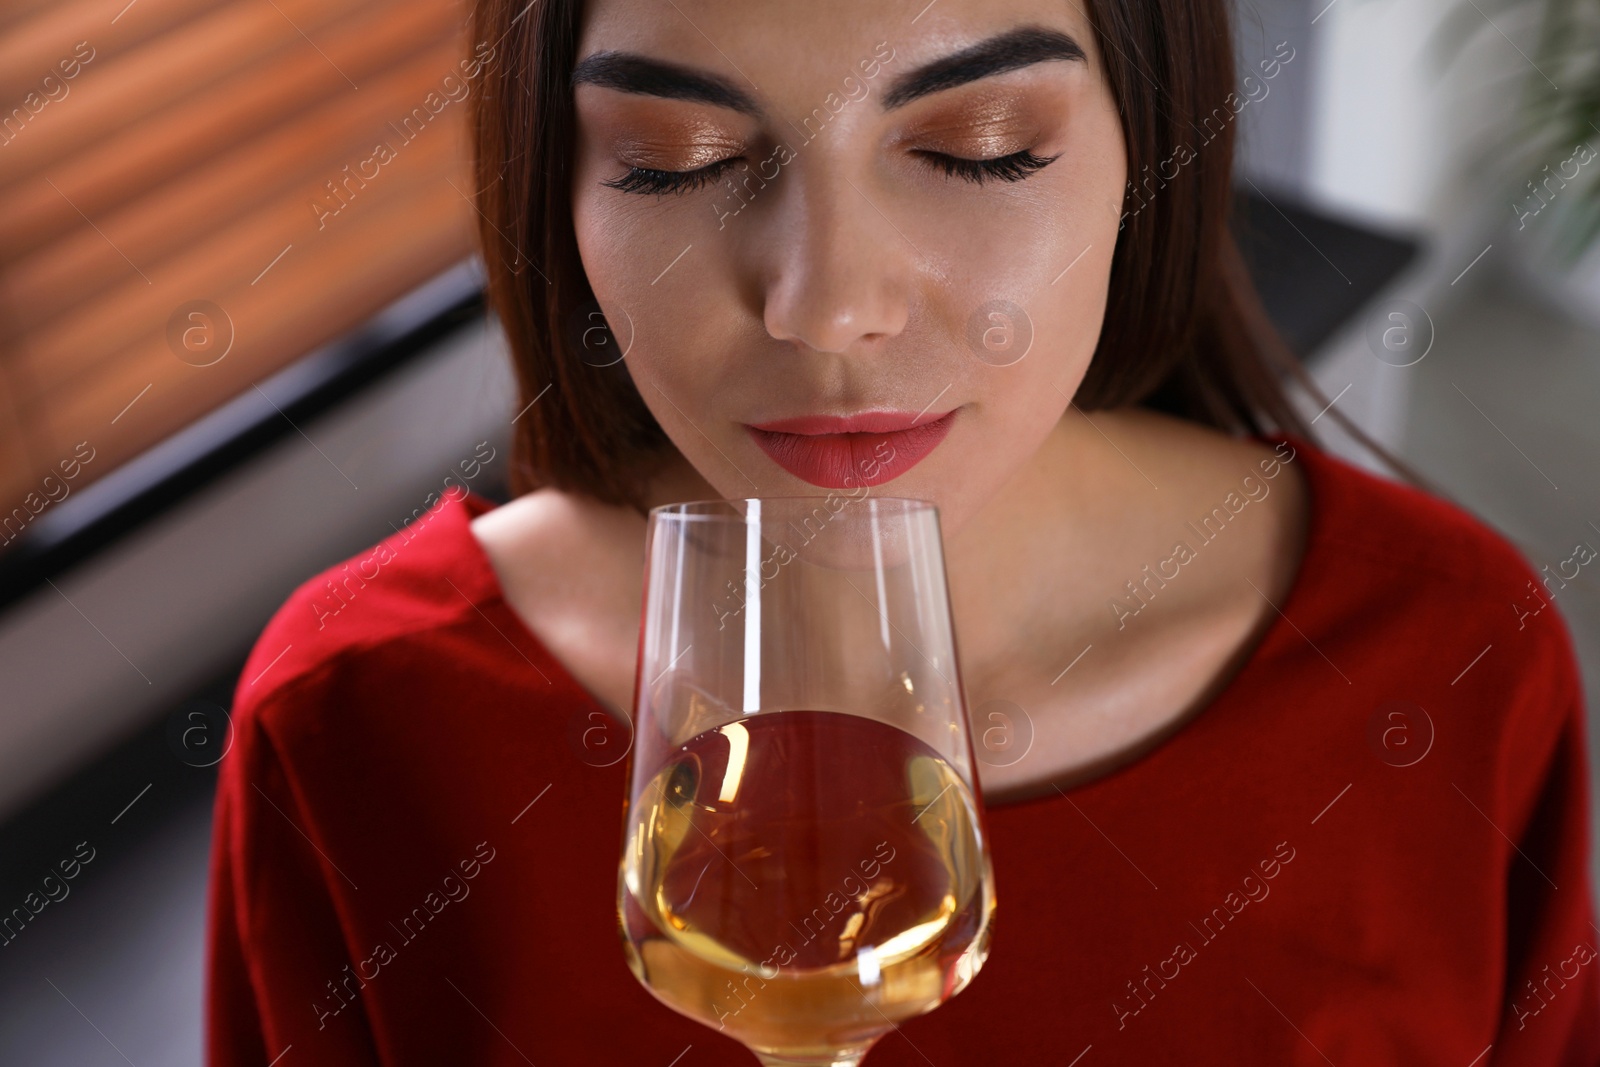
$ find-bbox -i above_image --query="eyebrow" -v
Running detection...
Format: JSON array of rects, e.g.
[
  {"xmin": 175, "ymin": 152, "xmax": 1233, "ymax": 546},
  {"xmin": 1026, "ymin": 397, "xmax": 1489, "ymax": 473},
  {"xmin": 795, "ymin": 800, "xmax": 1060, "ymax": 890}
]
[
  {"xmin": 570, "ymin": 25, "xmax": 1086, "ymax": 116},
  {"xmin": 881, "ymin": 27, "xmax": 1086, "ymax": 109},
  {"xmin": 570, "ymin": 51, "xmax": 762, "ymax": 116}
]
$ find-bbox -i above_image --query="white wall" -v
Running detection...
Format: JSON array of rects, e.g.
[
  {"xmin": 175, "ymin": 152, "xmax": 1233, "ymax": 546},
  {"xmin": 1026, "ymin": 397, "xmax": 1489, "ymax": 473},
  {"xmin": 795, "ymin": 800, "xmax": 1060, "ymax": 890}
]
[
  {"xmin": 1232, "ymin": 0, "xmax": 1543, "ymax": 471},
  {"xmin": 1307, "ymin": 0, "xmax": 1528, "ymax": 231}
]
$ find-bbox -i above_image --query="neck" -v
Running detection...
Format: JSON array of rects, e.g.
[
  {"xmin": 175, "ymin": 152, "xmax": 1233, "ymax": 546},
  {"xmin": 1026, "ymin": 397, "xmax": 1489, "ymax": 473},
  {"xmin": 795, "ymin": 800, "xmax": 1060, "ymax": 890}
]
[
  {"xmin": 943, "ymin": 408, "xmax": 1136, "ymax": 690},
  {"xmin": 635, "ymin": 406, "xmax": 1154, "ymax": 694}
]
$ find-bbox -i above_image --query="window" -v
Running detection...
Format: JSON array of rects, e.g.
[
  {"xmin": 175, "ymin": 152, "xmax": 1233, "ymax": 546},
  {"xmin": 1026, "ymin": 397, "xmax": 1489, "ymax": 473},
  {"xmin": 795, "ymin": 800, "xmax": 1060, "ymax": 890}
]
[{"xmin": 0, "ymin": 0, "xmax": 479, "ymax": 544}]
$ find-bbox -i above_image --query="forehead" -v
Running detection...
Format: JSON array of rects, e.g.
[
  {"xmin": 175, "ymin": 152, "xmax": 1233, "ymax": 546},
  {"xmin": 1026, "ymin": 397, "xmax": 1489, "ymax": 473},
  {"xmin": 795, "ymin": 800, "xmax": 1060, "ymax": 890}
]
[{"xmin": 574, "ymin": 0, "xmax": 1103, "ymax": 105}]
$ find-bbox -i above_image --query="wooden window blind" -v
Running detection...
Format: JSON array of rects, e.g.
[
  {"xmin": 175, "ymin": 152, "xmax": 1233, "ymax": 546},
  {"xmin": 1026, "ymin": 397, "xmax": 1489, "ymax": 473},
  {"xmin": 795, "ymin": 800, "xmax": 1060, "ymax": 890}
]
[{"xmin": 0, "ymin": 0, "xmax": 479, "ymax": 542}]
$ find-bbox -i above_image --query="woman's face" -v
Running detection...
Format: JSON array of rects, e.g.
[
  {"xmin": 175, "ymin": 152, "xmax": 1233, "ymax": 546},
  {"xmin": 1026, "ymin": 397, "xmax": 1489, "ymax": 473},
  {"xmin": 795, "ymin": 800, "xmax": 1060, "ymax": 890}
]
[{"xmin": 572, "ymin": 0, "xmax": 1126, "ymax": 535}]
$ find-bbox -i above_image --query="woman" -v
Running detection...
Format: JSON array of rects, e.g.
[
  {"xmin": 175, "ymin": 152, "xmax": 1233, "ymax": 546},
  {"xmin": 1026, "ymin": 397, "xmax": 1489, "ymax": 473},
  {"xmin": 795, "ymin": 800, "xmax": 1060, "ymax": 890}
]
[{"xmin": 205, "ymin": 0, "xmax": 1599, "ymax": 1062}]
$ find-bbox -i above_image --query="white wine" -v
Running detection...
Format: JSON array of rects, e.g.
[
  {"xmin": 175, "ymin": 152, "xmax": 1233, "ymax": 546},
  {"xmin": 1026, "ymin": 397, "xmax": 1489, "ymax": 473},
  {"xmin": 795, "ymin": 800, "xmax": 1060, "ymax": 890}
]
[{"xmin": 620, "ymin": 710, "xmax": 995, "ymax": 1064}]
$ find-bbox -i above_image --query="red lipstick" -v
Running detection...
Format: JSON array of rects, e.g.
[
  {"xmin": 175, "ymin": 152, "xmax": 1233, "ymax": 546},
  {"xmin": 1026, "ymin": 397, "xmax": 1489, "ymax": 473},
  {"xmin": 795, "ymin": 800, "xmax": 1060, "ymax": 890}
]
[{"xmin": 744, "ymin": 408, "xmax": 959, "ymax": 488}]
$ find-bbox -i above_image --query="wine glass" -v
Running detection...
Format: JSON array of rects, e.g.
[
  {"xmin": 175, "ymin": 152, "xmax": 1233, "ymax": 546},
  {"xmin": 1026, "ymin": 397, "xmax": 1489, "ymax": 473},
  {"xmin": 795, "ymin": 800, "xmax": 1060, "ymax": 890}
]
[{"xmin": 617, "ymin": 495, "xmax": 997, "ymax": 1067}]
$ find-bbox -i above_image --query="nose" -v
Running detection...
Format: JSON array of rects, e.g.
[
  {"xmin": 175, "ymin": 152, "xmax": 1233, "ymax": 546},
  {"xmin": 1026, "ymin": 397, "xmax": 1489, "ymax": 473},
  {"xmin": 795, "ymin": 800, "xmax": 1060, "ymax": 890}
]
[{"xmin": 759, "ymin": 167, "xmax": 913, "ymax": 353}]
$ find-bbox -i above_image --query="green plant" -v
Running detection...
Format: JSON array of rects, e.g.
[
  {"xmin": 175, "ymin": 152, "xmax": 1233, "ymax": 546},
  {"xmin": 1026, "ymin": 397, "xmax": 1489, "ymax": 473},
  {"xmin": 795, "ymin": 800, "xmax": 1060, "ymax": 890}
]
[{"xmin": 1435, "ymin": 0, "xmax": 1600, "ymax": 260}]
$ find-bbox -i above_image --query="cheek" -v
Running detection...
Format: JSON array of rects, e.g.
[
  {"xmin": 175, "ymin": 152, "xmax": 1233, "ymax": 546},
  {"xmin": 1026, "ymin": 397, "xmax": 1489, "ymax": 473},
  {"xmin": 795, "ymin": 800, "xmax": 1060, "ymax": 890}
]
[
  {"xmin": 911, "ymin": 105, "xmax": 1125, "ymax": 388},
  {"xmin": 932, "ymin": 172, "xmax": 1123, "ymax": 413},
  {"xmin": 571, "ymin": 169, "xmax": 751, "ymax": 484},
  {"xmin": 571, "ymin": 126, "xmax": 698, "ymax": 306},
  {"xmin": 571, "ymin": 164, "xmax": 706, "ymax": 366}
]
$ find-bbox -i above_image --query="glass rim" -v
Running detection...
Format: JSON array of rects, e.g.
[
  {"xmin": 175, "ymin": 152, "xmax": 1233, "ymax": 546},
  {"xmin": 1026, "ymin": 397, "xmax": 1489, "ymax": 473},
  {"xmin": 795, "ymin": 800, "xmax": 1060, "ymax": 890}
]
[{"xmin": 646, "ymin": 494, "xmax": 939, "ymax": 521}]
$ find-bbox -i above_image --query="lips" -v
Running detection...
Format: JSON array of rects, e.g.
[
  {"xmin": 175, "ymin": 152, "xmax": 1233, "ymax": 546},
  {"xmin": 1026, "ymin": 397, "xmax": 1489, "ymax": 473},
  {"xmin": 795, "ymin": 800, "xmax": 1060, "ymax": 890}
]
[{"xmin": 744, "ymin": 408, "xmax": 959, "ymax": 489}]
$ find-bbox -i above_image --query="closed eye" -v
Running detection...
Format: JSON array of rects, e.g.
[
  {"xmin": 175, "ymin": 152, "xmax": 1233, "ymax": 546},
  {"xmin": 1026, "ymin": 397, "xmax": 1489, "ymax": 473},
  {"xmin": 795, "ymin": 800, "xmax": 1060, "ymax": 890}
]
[
  {"xmin": 601, "ymin": 145, "xmax": 1060, "ymax": 196},
  {"xmin": 602, "ymin": 158, "xmax": 740, "ymax": 195},
  {"xmin": 915, "ymin": 147, "xmax": 1060, "ymax": 184}
]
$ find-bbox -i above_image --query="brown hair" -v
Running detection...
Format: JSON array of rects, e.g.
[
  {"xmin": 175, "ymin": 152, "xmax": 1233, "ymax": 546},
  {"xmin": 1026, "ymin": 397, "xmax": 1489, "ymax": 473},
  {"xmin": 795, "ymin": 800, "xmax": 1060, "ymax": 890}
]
[{"xmin": 468, "ymin": 0, "xmax": 1436, "ymax": 514}]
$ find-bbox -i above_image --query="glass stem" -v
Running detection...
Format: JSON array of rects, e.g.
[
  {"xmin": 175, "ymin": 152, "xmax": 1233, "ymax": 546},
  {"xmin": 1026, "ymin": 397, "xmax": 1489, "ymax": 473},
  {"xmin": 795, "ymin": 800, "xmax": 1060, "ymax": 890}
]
[{"xmin": 754, "ymin": 1056, "xmax": 865, "ymax": 1067}]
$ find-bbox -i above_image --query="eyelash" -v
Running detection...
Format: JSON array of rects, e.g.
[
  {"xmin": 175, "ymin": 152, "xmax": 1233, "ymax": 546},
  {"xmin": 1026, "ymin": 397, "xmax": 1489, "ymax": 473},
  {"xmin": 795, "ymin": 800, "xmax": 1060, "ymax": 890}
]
[
  {"xmin": 915, "ymin": 147, "xmax": 1060, "ymax": 184},
  {"xmin": 602, "ymin": 147, "xmax": 1061, "ymax": 196},
  {"xmin": 602, "ymin": 159, "xmax": 738, "ymax": 196}
]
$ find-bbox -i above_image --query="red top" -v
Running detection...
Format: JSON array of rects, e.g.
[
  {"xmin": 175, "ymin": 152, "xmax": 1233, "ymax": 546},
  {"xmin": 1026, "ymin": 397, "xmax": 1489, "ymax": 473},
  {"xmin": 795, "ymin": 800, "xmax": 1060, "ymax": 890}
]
[{"xmin": 205, "ymin": 432, "xmax": 1600, "ymax": 1066}]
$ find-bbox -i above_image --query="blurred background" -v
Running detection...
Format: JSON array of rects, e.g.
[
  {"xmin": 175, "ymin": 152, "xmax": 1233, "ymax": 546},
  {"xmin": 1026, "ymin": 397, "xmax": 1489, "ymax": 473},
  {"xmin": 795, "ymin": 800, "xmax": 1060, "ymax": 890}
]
[{"xmin": 0, "ymin": 0, "xmax": 1596, "ymax": 1060}]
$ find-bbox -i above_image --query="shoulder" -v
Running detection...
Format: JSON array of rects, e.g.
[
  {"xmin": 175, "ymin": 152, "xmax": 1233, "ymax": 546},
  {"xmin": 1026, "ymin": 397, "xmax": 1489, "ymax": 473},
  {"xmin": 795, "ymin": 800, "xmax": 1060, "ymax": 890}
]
[
  {"xmin": 1285, "ymin": 434, "xmax": 1537, "ymax": 594},
  {"xmin": 1098, "ymin": 407, "xmax": 1312, "ymax": 628},
  {"xmin": 468, "ymin": 484, "xmax": 643, "ymax": 608},
  {"xmin": 1283, "ymin": 428, "xmax": 1572, "ymax": 655},
  {"xmin": 1272, "ymin": 424, "xmax": 1577, "ymax": 663},
  {"xmin": 1104, "ymin": 406, "xmax": 1309, "ymax": 557},
  {"xmin": 1267, "ymin": 429, "xmax": 1585, "ymax": 801},
  {"xmin": 1122, "ymin": 405, "xmax": 1582, "ymax": 733},
  {"xmin": 232, "ymin": 489, "xmax": 506, "ymax": 728},
  {"xmin": 1279, "ymin": 435, "xmax": 1590, "ymax": 849},
  {"xmin": 468, "ymin": 484, "xmax": 647, "ymax": 642},
  {"xmin": 467, "ymin": 449, "xmax": 710, "ymax": 600}
]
